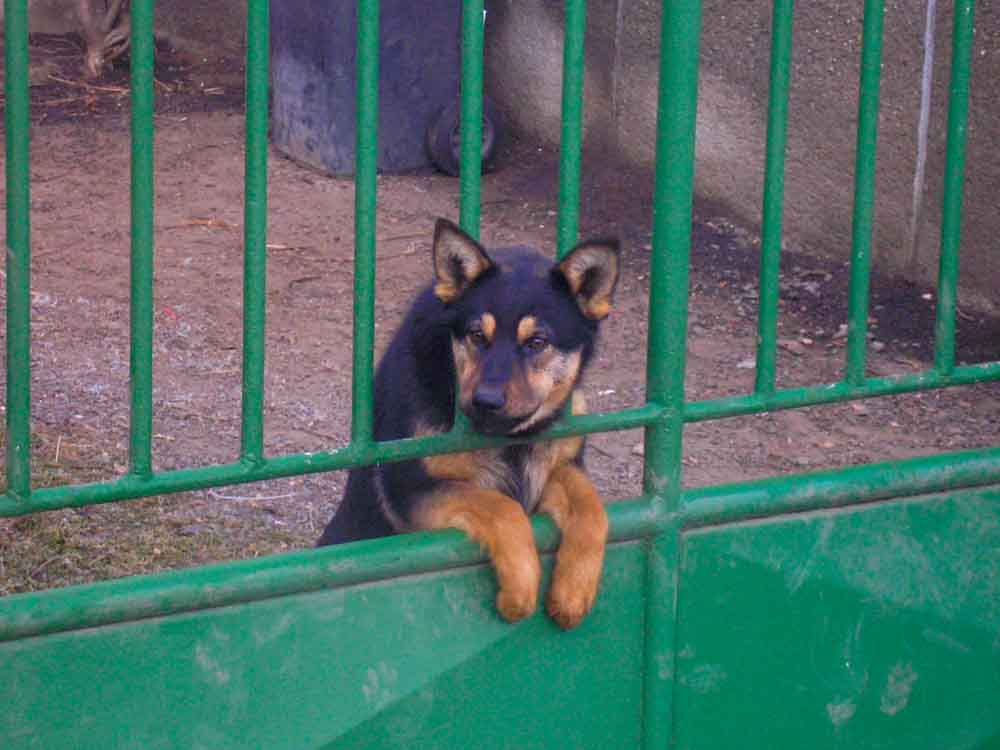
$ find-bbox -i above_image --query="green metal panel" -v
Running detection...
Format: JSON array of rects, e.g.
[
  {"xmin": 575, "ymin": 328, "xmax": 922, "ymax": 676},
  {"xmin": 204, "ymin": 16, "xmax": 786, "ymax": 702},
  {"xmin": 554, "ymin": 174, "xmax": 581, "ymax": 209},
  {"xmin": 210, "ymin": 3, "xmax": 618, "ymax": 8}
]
[
  {"xmin": 674, "ymin": 485, "xmax": 1000, "ymax": 749},
  {"xmin": 0, "ymin": 543, "xmax": 645, "ymax": 750}
]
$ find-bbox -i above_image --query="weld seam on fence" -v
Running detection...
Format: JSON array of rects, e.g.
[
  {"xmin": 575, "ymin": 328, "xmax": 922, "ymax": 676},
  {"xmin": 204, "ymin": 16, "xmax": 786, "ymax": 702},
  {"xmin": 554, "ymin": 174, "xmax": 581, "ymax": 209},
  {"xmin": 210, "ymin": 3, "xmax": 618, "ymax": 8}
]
[
  {"xmin": 754, "ymin": 0, "xmax": 794, "ymax": 395},
  {"xmin": 844, "ymin": 0, "xmax": 886, "ymax": 386},
  {"xmin": 127, "ymin": 0, "xmax": 156, "ymax": 479},
  {"xmin": 685, "ymin": 360, "xmax": 1000, "ymax": 422},
  {"xmin": 555, "ymin": 0, "xmax": 587, "ymax": 259},
  {"xmin": 239, "ymin": 0, "xmax": 270, "ymax": 466},
  {"xmin": 458, "ymin": 0, "xmax": 485, "ymax": 237},
  {"xmin": 933, "ymin": 0, "xmax": 975, "ymax": 375},
  {"xmin": 0, "ymin": 498, "xmax": 657, "ymax": 643},
  {"xmin": 0, "ymin": 404, "xmax": 666, "ymax": 517},
  {"xmin": 4, "ymin": 0, "xmax": 32, "ymax": 502},
  {"xmin": 350, "ymin": 0, "xmax": 379, "ymax": 445}
]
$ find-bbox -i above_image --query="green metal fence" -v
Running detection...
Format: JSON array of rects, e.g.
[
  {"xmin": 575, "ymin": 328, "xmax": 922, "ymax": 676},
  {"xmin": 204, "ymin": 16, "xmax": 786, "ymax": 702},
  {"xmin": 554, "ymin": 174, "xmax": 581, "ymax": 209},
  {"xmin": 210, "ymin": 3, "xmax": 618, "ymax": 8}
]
[{"xmin": 2, "ymin": 0, "xmax": 999, "ymax": 747}]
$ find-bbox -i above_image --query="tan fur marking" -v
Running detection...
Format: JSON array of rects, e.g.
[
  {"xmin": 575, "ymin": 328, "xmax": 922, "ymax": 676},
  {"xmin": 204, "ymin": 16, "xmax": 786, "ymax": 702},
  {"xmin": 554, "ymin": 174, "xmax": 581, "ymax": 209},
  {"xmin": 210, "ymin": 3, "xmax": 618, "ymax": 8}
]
[
  {"xmin": 516, "ymin": 390, "xmax": 587, "ymax": 512},
  {"xmin": 512, "ymin": 350, "xmax": 582, "ymax": 433},
  {"xmin": 416, "ymin": 423, "xmax": 514, "ymax": 496},
  {"xmin": 415, "ymin": 488, "xmax": 541, "ymax": 622},
  {"xmin": 480, "ymin": 313, "xmax": 496, "ymax": 343},
  {"xmin": 432, "ymin": 223, "xmax": 494, "ymax": 303},
  {"xmin": 434, "ymin": 281, "xmax": 459, "ymax": 304},
  {"xmin": 516, "ymin": 316, "xmax": 539, "ymax": 345},
  {"xmin": 422, "ymin": 452, "xmax": 480, "ymax": 482},
  {"xmin": 558, "ymin": 243, "xmax": 619, "ymax": 320},
  {"xmin": 586, "ymin": 299, "xmax": 612, "ymax": 320},
  {"xmin": 451, "ymin": 337, "xmax": 480, "ymax": 409},
  {"xmin": 539, "ymin": 463, "xmax": 608, "ymax": 629}
]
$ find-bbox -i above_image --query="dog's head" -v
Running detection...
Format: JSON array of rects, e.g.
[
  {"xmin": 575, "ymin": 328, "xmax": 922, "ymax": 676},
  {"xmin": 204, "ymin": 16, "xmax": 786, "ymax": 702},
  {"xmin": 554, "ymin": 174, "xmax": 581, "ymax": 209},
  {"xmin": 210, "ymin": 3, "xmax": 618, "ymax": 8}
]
[{"xmin": 432, "ymin": 218, "xmax": 619, "ymax": 436}]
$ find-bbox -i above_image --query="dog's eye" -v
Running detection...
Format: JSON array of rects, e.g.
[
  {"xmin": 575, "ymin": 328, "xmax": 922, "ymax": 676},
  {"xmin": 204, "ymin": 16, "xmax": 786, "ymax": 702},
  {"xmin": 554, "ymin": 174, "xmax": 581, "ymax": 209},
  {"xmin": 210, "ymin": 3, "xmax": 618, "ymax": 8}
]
[
  {"xmin": 468, "ymin": 328, "xmax": 488, "ymax": 346},
  {"xmin": 524, "ymin": 334, "xmax": 548, "ymax": 353}
]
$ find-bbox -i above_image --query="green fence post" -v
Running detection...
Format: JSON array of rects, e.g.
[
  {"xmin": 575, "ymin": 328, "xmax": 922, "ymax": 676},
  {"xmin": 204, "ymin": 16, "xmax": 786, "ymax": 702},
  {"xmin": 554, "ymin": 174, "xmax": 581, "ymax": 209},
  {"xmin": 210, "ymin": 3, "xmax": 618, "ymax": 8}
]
[
  {"xmin": 934, "ymin": 0, "xmax": 975, "ymax": 375},
  {"xmin": 642, "ymin": 0, "xmax": 702, "ymax": 747},
  {"xmin": 352, "ymin": 0, "xmax": 380, "ymax": 448},
  {"xmin": 128, "ymin": 0, "xmax": 156, "ymax": 479},
  {"xmin": 4, "ymin": 0, "xmax": 32, "ymax": 501},
  {"xmin": 240, "ymin": 0, "xmax": 270, "ymax": 466},
  {"xmin": 844, "ymin": 0, "xmax": 885, "ymax": 386},
  {"xmin": 755, "ymin": 0, "xmax": 795, "ymax": 395},
  {"xmin": 556, "ymin": 0, "xmax": 587, "ymax": 259},
  {"xmin": 459, "ymin": 0, "xmax": 485, "ymax": 238}
]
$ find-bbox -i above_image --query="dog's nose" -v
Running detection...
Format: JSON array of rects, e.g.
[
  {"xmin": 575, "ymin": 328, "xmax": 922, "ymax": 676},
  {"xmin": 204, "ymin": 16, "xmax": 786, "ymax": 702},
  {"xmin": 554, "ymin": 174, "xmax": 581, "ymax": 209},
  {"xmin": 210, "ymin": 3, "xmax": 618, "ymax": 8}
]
[{"xmin": 473, "ymin": 384, "xmax": 506, "ymax": 411}]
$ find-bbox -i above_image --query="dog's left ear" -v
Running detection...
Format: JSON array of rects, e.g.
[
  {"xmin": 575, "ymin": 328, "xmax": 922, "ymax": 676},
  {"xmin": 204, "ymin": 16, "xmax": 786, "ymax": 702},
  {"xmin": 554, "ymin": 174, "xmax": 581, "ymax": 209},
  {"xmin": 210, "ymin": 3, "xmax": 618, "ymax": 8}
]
[
  {"xmin": 557, "ymin": 238, "xmax": 620, "ymax": 320},
  {"xmin": 432, "ymin": 218, "xmax": 495, "ymax": 303}
]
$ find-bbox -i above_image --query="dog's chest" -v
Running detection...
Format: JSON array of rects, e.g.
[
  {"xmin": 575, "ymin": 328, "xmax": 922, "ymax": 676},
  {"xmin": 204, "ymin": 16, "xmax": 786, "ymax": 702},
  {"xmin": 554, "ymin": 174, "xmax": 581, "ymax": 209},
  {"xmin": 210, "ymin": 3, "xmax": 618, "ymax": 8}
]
[{"xmin": 473, "ymin": 438, "xmax": 581, "ymax": 513}]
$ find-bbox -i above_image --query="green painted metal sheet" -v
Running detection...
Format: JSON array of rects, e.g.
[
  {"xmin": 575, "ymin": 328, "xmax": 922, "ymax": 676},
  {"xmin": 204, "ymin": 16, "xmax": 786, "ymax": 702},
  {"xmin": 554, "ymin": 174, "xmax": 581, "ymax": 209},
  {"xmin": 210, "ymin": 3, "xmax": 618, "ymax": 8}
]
[
  {"xmin": 0, "ymin": 542, "xmax": 644, "ymax": 750},
  {"xmin": 674, "ymin": 486, "xmax": 1000, "ymax": 749}
]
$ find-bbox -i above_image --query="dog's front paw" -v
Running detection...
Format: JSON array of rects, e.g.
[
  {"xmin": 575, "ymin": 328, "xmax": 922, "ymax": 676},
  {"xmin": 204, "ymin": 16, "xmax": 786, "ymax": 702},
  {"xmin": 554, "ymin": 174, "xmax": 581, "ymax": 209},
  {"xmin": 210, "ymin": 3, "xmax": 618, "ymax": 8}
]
[
  {"xmin": 496, "ymin": 586, "xmax": 538, "ymax": 622},
  {"xmin": 545, "ymin": 550, "xmax": 603, "ymax": 630},
  {"xmin": 494, "ymin": 554, "xmax": 541, "ymax": 622}
]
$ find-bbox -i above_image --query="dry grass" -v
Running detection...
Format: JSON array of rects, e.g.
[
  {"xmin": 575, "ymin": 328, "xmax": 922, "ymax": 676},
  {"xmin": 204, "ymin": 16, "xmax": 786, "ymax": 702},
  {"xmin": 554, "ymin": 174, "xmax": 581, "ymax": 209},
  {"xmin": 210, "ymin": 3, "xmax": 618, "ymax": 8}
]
[{"xmin": 0, "ymin": 426, "xmax": 317, "ymax": 597}]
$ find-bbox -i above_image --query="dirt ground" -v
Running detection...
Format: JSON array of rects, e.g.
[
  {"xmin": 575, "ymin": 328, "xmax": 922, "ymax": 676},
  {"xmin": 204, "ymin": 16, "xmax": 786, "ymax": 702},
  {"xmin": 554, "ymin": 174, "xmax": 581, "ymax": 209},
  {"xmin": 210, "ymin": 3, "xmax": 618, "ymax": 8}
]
[{"xmin": 1, "ymin": 40, "xmax": 998, "ymax": 595}]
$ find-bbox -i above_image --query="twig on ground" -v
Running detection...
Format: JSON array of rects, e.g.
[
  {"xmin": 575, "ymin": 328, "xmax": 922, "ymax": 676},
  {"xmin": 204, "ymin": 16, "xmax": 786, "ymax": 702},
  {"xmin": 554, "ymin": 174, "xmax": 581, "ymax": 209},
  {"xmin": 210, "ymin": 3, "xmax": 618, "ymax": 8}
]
[
  {"xmin": 207, "ymin": 490, "xmax": 298, "ymax": 502},
  {"xmin": 48, "ymin": 74, "xmax": 128, "ymax": 94},
  {"xmin": 164, "ymin": 218, "xmax": 239, "ymax": 231}
]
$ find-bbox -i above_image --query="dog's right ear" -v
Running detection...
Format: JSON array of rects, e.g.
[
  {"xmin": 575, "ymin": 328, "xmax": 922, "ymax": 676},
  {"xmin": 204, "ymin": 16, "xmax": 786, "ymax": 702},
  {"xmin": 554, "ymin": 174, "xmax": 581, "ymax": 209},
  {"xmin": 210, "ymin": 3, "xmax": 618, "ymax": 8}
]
[{"xmin": 432, "ymin": 219, "xmax": 495, "ymax": 303}]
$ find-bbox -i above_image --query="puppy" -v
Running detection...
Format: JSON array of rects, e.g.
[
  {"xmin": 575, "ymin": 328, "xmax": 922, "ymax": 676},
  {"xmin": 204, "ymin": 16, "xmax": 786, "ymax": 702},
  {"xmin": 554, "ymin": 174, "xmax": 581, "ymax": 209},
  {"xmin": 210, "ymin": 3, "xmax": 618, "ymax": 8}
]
[{"xmin": 319, "ymin": 219, "xmax": 619, "ymax": 629}]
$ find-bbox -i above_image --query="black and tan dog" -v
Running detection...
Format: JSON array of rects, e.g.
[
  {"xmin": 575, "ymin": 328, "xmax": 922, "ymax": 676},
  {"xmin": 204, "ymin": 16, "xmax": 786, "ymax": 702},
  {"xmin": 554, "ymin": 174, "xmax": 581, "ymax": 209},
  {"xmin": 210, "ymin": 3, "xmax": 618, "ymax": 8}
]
[{"xmin": 318, "ymin": 219, "xmax": 619, "ymax": 629}]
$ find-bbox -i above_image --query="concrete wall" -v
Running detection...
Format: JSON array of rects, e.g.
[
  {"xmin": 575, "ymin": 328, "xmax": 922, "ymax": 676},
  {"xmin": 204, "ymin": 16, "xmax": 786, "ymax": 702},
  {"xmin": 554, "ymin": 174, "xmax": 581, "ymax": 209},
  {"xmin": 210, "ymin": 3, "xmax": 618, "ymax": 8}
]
[{"xmin": 485, "ymin": 0, "xmax": 1000, "ymax": 310}]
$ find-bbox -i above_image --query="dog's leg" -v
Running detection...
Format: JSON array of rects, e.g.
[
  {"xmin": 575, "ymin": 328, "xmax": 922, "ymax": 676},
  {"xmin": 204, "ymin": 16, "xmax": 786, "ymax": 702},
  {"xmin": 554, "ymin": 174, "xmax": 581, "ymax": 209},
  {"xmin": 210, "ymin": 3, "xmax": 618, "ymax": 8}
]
[
  {"xmin": 416, "ymin": 489, "xmax": 541, "ymax": 623},
  {"xmin": 539, "ymin": 464, "xmax": 609, "ymax": 629}
]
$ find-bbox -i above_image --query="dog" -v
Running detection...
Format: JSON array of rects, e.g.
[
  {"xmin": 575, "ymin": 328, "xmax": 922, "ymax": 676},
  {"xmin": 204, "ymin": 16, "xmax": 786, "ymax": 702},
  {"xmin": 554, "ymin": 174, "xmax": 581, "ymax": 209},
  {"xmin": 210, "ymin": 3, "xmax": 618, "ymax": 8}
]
[{"xmin": 318, "ymin": 218, "xmax": 619, "ymax": 629}]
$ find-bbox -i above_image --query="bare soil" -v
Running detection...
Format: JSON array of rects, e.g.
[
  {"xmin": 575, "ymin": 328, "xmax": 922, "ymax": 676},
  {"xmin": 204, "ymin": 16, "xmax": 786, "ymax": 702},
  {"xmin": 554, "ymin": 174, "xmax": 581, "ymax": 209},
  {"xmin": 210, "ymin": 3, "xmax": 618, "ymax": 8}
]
[{"xmin": 1, "ymin": 46, "xmax": 998, "ymax": 595}]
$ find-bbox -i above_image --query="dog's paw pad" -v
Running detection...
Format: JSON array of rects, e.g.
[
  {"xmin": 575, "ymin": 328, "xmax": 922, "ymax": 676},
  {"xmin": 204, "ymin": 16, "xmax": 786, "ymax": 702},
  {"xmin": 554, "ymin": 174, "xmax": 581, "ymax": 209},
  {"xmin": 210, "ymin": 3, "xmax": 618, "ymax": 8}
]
[{"xmin": 496, "ymin": 587, "xmax": 537, "ymax": 623}]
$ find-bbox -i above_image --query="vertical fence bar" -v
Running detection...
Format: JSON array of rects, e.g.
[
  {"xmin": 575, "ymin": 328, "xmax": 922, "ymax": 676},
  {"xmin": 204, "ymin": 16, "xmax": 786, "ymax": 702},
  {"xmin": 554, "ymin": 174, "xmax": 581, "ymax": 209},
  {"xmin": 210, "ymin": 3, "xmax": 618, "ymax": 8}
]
[
  {"xmin": 452, "ymin": 0, "xmax": 486, "ymax": 434},
  {"xmin": 934, "ymin": 0, "xmax": 974, "ymax": 375},
  {"xmin": 459, "ymin": 0, "xmax": 485, "ymax": 238},
  {"xmin": 128, "ymin": 0, "xmax": 156, "ymax": 478},
  {"xmin": 4, "ymin": 0, "xmax": 32, "ymax": 500},
  {"xmin": 754, "ymin": 0, "xmax": 795, "ymax": 395},
  {"xmin": 643, "ymin": 2, "xmax": 700, "ymax": 508},
  {"xmin": 351, "ymin": 0, "xmax": 379, "ymax": 446},
  {"xmin": 240, "ymin": 0, "xmax": 270, "ymax": 465},
  {"xmin": 642, "ymin": 1, "xmax": 702, "ymax": 748},
  {"xmin": 844, "ymin": 0, "xmax": 885, "ymax": 386},
  {"xmin": 556, "ymin": 0, "xmax": 587, "ymax": 259}
]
